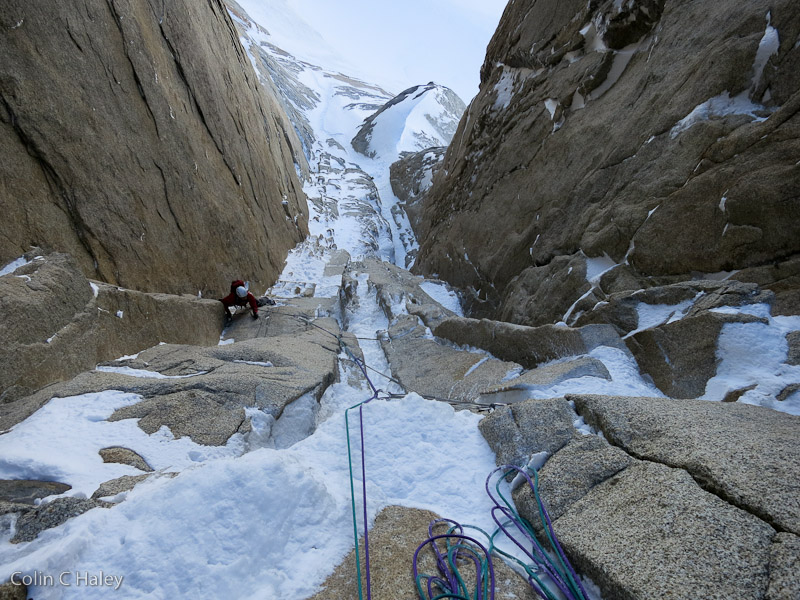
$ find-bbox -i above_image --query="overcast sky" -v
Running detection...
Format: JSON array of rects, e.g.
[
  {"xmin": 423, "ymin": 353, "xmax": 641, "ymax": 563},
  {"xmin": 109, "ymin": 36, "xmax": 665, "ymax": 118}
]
[{"xmin": 285, "ymin": 0, "xmax": 509, "ymax": 102}]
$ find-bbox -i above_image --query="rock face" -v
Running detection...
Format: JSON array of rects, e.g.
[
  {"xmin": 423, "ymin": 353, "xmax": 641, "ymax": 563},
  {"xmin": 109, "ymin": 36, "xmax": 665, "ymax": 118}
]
[
  {"xmin": 478, "ymin": 399, "xmax": 577, "ymax": 468},
  {"xmin": 0, "ymin": 0, "xmax": 308, "ymax": 296},
  {"xmin": 433, "ymin": 316, "xmax": 624, "ymax": 370},
  {"xmin": 99, "ymin": 447, "xmax": 154, "ymax": 472},
  {"xmin": 570, "ymin": 394, "xmax": 800, "ymax": 535},
  {"xmin": 624, "ymin": 310, "xmax": 766, "ymax": 398},
  {"xmin": 555, "ymin": 461, "xmax": 775, "ymax": 600},
  {"xmin": 389, "ymin": 147, "xmax": 446, "ymax": 239},
  {"xmin": 413, "ymin": 0, "xmax": 800, "ymax": 326},
  {"xmin": 480, "ymin": 394, "xmax": 800, "ymax": 599},
  {"xmin": 352, "ymin": 83, "xmax": 466, "ymax": 159},
  {"xmin": 0, "ymin": 581, "xmax": 26, "ymax": 600},
  {"xmin": 512, "ymin": 435, "xmax": 632, "ymax": 527},
  {"xmin": 0, "ymin": 251, "xmax": 222, "ymax": 411},
  {"xmin": 768, "ymin": 533, "xmax": 800, "ymax": 600},
  {"xmin": 0, "ymin": 480, "xmax": 71, "ymax": 505}
]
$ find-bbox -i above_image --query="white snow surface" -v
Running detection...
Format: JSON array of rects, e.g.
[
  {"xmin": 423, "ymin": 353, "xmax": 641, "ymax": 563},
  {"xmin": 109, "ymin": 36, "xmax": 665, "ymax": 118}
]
[
  {"xmin": 364, "ymin": 86, "xmax": 459, "ymax": 159},
  {"xmin": 585, "ymin": 254, "xmax": 617, "ymax": 283},
  {"xmin": 0, "ymin": 256, "xmax": 30, "ymax": 277},
  {"xmin": 420, "ymin": 280, "xmax": 464, "ymax": 316},
  {"xmin": 94, "ymin": 366, "xmax": 208, "ymax": 379},
  {"xmin": 1, "ymin": 391, "xmax": 500, "ymax": 600},
  {"xmin": 670, "ymin": 91, "xmax": 769, "ymax": 138},
  {"xmin": 623, "ymin": 297, "xmax": 697, "ymax": 339},
  {"xmin": 703, "ymin": 305, "xmax": 800, "ymax": 415}
]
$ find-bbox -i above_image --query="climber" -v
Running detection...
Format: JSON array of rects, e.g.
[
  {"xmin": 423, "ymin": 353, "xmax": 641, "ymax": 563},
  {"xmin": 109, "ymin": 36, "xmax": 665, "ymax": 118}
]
[{"xmin": 220, "ymin": 280, "xmax": 261, "ymax": 322}]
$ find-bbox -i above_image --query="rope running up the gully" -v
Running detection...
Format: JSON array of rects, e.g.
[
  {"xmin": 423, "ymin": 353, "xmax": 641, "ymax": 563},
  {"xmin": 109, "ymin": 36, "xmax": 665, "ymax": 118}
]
[
  {"xmin": 265, "ymin": 308, "xmax": 514, "ymax": 599},
  {"xmin": 275, "ymin": 310, "xmax": 506, "ymax": 411}
]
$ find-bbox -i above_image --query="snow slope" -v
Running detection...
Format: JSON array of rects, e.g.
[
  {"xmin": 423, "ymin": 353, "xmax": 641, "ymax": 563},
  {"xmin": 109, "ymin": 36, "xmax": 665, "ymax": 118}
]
[
  {"xmin": 351, "ymin": 82, "xmax": 466, "ymax": 160},
  {"xmin": 4, "ymin": 3, "xmax": 799, "ymax": 600}
]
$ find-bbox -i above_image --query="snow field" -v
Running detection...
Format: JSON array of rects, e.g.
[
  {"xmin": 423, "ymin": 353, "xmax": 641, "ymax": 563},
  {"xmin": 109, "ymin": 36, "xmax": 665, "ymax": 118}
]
[
  {"xmin": 0, "ymin": 391, "xmax": 244, "ymax": 501},
  {"xmin": 0, "ymin": 386, "xmax": 502, "ymax": 599}
]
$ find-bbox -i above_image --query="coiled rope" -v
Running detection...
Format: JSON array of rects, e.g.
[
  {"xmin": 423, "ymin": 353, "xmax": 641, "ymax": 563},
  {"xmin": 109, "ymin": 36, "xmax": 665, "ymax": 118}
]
[
  {"xmin": 413, "ymin": 519, "xmax": 495, "ymax": 600},
  {"xmin": 412, "ymin": 465, "xmax": 587, "ymax": 600}
]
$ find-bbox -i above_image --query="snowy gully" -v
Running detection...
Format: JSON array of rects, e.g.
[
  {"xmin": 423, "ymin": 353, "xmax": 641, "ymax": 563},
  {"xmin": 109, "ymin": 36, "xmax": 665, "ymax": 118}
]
[{"xmin": 10, "ymin": 570, "xmax": 124, "ymax": 591}]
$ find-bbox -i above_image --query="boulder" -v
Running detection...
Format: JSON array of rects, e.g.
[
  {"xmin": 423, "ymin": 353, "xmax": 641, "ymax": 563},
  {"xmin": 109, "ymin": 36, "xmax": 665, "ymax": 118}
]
[
  {"xmin": 554, "ymin": 461, "xmax": 775, "ymax": 600},
  {"xmin": 434, "ymin": 316, "xmax": 624, "ymax": 369},
  {"xmin": 786, "ymin": 331, "xmax": 800, "ymax": 365},
  {"xmin": 11, "ymin": 497, "xmax": 111, "ymax": 543},
  {"xmin": 513, "ymin": 435, "xmax": 632, "ymax": 527},
  {"xmin": 735, "ymin": 255, "xmax": 800, "ymax": 316},
  {"xmin": 478, "ymin": 399, "xmax": 577, "ymax": 469},
  {"xmin": 0, "ymin": 582, "xmax": 26, "ymax": 600},
  {"xmin": 767, "ymin": 533, "xmax": 800, "ymax": 600},
  {"xmin": 8, "ymin": 324, "xmax": 341, "ymax": 445},
  {"xmin": 380, "ymin": 315, "xmax": 519, "ymax": 404},
  {"xmin": 109, "ymin": 329, "xmax": 339, "ymax": 445},
  {"xmin": 413, "ymin": 0, "xmax": 800, "ymax": 328},
  {"xmin": 99, "ymin": 447, "xmax": 153, "ymax": 472},
  {"xmin": 309, "ymin": 505, "xmax": 534, "ymax": 600},
  {"xmin": 0, "ymin": 252, "xmax": 223, "ymax": 411},
  {"xmin": 0, "ymin": 0, "xmax": 307, "ymax": 295},
  {"xmin": 354, "ymin": 259, "xmax": 458, "ymax": 327},
  {"xmin": 777, "ymin": 383, "xmax": 800, "ymax": 403},
  {"xmin": 109, "ymin": 389, "xmax": 251, "ymax": 446},
  {"xmin": 570, "ymin": 394, "xmax": 800, "ymax": 535},
  {"xmin": 0, "ymin": 480, "xmax": 71, "ymax": 505},
  {"xmin": 484, "ymin": 357, "xmax": 611, "ymax": 396},
  {"xmin": 91, "ymin": 474, "xmax": 151, "ymax": 500}
]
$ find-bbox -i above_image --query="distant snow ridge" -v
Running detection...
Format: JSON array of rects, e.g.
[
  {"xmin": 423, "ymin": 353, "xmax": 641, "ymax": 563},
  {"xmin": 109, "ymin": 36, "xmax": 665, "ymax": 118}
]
[{"xmin": 351, "ymin": 83, "xmax": 466, "ymax": 160}]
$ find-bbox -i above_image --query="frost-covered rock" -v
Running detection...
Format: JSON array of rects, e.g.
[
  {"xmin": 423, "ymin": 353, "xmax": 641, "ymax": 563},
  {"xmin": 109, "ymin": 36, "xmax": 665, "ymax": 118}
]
[
  {"xmin": 352, "ymin": 83, "xmax": 465, "ymax": 160},
  {"xmin": 414, "ymin": 0, "xmax": 800, "ymax": 327},
  {"xmin": 389, "ymin": 146, "xmax": 447, "ymax": 239}
]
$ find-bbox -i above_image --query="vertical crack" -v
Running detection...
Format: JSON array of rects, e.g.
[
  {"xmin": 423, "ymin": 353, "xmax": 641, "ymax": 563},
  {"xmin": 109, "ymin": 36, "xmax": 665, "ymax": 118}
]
[
  {"xmin": 152, "ymin": 161, "xmax": 183, "ymax": 232},
  {"xmin": 1, "ymin": 96, "xmax": 105, "ymax": 278}
]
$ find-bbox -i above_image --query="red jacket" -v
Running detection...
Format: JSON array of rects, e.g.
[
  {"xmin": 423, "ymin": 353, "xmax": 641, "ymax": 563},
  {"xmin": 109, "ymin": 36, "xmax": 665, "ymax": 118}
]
[{"xmin": 221, "ymin": 280, "xmax": 258, "ymax": 316}]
